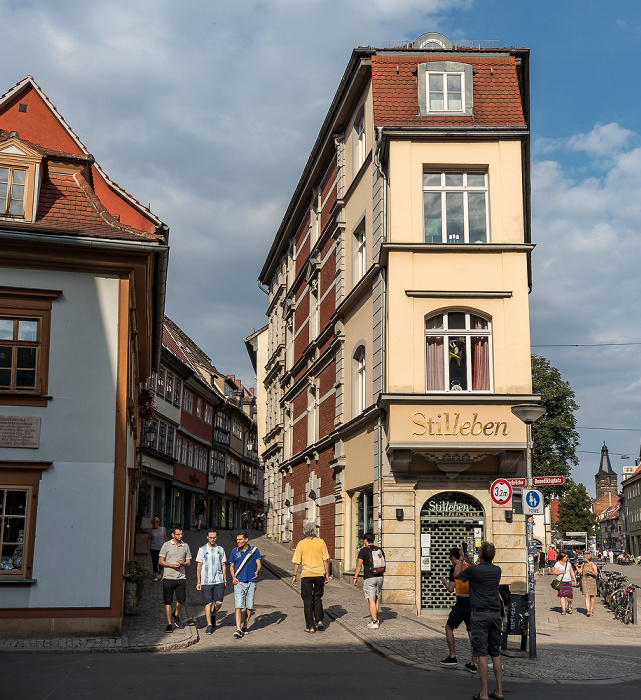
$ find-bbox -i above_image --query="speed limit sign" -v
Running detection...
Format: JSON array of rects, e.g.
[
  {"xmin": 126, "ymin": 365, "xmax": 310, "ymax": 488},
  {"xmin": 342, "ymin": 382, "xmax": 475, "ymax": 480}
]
[{"xmin": 490, "ymin": 479, "xmax": 513, "ymax": 505}]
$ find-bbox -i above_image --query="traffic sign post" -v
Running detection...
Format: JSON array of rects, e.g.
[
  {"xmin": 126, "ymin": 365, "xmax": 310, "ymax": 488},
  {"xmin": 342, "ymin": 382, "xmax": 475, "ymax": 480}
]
[
  {"xmin": 523, "ymin": 489, "xmax": 544, "ymax": 515},
  {"xmin": 510, "ymin": 404, "xmax": 546, "ymax": 660}
]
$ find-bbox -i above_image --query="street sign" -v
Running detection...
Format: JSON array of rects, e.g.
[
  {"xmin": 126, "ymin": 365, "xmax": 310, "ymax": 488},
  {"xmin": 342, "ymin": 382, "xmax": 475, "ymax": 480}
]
[
  {"xmin": 532, "ymin": 475, "xmax": 565, "ymax": 487},
  {"xmin": 504, "ymin": 477, "xmax": 527, "ymax": 488},
  {"xmin": 523, "ymin": 489, "xmax": 544, "ymax": 515},
  {"xmin": 490, "ymin": 479, "xmax": 513, "ymax": 506}
]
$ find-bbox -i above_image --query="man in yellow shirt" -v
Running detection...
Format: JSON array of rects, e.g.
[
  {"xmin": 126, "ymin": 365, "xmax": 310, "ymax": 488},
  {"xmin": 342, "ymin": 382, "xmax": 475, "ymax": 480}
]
[{"xmin": 292, "ymin": 521, "xmax": 330, "ymax": 632}]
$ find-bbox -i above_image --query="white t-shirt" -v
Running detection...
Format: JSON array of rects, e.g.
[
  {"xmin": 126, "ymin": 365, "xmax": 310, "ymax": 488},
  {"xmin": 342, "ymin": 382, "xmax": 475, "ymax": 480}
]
[
  {"xmin": 196, "ymin": 544, "xmax": 227, "ymax": 585},
  {"xmin": 553, "ymin": 560, "xmax": 572, "ymax": 582}
]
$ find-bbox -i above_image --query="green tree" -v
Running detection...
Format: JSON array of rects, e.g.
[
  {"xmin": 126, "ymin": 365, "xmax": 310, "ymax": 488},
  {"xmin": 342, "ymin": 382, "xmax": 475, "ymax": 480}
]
[
  {"xmin": 531, "ymin": 354, "xmax": 579, "ymax": 502},
  {"xmin": 554, "ymin": 480, "xmax": 596, "ymax": 537}
]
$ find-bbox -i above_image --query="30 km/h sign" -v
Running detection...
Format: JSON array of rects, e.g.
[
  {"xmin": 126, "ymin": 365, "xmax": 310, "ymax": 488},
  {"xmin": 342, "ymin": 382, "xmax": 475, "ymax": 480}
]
[{"xmin": 490, "ymin": 479, "xmax": 513, "ymax": 506}]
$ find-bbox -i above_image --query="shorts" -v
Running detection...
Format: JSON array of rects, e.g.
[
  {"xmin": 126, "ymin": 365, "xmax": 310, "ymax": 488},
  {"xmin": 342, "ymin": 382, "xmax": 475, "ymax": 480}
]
[
  {"xmin": 201, "ymin": 583, "xmax": 225, "ymax": 606},
  {"xmin": 363, "ymin": 576, "xmax": 383, "ymax": 600},
  {"xmin": 446, "ymin": 600, "xmax": 472, "ymax": 631},
  {"xmin": 196, "ymin": 514, "xmax": 204, "ymax": 522},
  {"xmin": 163, "ymin": 579, "xmax": 186, "ymax": 606},
  {"xmin": 234, "ymin": 581, "xmax": 257, "ymax": 609},
  {"xmin": 470, "ymin": 610, "xmax": 502, "ymax": 658}
]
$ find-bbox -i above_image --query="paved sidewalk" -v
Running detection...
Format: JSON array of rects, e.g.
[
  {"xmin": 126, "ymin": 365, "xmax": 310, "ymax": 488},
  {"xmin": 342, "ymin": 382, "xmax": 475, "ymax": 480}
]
[{"xmin": 1, "ymin": 529, "xmax": 640, "ymax": 684}]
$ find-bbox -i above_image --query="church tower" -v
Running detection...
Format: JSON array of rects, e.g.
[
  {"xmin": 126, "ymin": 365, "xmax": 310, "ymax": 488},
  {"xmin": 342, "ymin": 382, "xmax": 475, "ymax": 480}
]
[{"xmin": 595, "ymin": 442, "xmax": 618, "ymax": 499}]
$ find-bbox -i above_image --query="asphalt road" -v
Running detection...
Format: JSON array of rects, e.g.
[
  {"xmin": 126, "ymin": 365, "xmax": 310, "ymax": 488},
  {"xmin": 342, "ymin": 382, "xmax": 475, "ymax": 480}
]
[{"xmin": 4, "ymin": 650, "xmax": 641, "ymax": 700}]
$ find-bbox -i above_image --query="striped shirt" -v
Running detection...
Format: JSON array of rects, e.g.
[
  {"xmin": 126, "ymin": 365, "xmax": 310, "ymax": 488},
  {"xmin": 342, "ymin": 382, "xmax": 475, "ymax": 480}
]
[{"xmin": 196, "ymin": 544, "xmax": 227, "ymax": 585}]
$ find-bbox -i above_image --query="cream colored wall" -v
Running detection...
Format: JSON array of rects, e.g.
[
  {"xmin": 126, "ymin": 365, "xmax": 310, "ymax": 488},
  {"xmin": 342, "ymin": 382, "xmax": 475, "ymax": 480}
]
[
  {"xmin": 385, "ymin": 250, "xmax": 532, "ymax": 395},
  {"xmin": 343, "ymin": 424, "xmax": 376, "ymax": 492},
  {"xmin": 343, "ymin": 293, "xmax": 374, "ymax": 416},
  {"xmin": 387, "ymin": 139, "xmax": 524, "ymax": 245}
]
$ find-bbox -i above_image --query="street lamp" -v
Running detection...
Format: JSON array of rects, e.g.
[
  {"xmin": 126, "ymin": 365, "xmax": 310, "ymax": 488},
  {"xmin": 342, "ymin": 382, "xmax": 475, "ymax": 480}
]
[{"xmin": 510, "ymin": 403, "xmax": 546, "ymax": 659}]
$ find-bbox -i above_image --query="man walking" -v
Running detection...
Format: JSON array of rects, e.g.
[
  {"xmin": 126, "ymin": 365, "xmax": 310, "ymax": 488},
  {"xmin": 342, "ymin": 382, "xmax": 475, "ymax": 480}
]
[
  {"xmin": 291, "ymin": 521, "xmax": 330, "ymax": 632},
  {"xmin": 195, "ymin": 529, "xmax": 227, "ymax": 634},
  {"xmin": 439, "ymin": 547, "xmax": 477, "ymax": 672},
  {"xmin": 158, "ymin": 527, "xmax": 192, "ymax": 633},
  {"xmin": 455, "ymin": 542, "xmax": 504, "ymax": 700},
  {"xmin": 193, "ymin": 494, "xmax": 207, "ymax": 531},
  {"xmin": 229, "ymin": 531, "xmax": 261, "ymax": 638},
  {"xmin": 353, "ymin": 532, "xmax": 385, "ymax": 629},
  {"xmin": 546, "ymin": 545, "xmax": 556, "ymax": 575}
]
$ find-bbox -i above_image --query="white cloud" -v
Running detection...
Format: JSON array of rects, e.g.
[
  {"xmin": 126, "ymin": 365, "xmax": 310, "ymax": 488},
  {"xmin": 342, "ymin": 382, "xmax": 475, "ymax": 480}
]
[{"xmin": 566, "ymin": 122, "xmax": 635, "ymax": 157}]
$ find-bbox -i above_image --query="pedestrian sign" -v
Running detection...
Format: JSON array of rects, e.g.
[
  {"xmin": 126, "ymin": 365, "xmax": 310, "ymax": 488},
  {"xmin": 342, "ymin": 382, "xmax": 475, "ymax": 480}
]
[{"xmin": 523, "ymin": 489, "xmax": 544, "ymax": 515}]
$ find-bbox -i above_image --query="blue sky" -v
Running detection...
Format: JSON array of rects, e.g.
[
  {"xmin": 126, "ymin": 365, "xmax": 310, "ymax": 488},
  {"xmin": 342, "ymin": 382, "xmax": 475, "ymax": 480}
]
[{"xmin": 3, "ymin": 0, "xmax": 641, "ymax": 494}]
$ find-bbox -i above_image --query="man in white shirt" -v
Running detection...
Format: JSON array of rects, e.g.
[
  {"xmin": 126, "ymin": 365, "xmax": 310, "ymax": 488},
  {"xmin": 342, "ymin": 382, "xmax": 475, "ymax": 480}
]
[{"xmin": 196, "ymin": 529, "xmax": 227, "ymax": 634}]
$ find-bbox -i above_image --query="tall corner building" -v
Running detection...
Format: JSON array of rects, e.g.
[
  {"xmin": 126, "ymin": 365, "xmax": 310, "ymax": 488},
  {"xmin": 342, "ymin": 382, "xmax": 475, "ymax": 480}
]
[{"xmin": 257, "ymin": 32, "xmax": 537, "ymax": 613}]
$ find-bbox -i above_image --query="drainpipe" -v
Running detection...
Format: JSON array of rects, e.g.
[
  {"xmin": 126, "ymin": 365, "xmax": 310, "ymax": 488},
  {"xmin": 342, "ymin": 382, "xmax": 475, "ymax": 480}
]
[{"xmin": 377, "ymin": 415, "xmax": 383, "ymax": 545}]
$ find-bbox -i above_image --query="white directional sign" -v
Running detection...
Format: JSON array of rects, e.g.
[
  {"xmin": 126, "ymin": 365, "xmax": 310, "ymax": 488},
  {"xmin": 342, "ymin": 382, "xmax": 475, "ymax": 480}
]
[
  {"xmin": 490, "ymin": 479, "xmax": 513, "ymax": 506},
  {"xmin": 523, "ymin": 488, "xmax": 544, "ymax": 515}
]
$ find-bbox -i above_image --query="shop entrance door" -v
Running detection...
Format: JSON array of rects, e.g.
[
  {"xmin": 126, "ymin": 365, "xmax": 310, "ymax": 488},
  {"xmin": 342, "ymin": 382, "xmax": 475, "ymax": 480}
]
[{"xmin": 419, "ymin": 492, "xmax": 485, "ymax": 613}]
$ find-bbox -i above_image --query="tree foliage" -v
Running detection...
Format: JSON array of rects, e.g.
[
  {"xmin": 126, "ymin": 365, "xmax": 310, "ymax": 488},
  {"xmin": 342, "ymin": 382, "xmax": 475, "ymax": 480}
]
[
  {"xmin": 554, "ymin": 480, "xmax": 596, "ymax": 537},
  {"xmin": 531, "ymin": 354, "xmax": 579, "ymax": 502}
]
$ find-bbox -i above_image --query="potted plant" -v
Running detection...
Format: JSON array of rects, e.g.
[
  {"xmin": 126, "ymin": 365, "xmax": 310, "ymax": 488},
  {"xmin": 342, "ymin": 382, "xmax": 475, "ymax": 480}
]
[{"xmin": 124, "ymin": 560, "xmax": 149, "ymax": 615}]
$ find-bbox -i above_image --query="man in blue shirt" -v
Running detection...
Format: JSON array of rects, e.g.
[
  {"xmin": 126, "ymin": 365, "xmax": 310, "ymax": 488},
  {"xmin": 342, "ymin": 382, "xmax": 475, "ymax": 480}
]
[{"xmin": 229, "ymin": 531, "xmax": 261, "ymax": 638}]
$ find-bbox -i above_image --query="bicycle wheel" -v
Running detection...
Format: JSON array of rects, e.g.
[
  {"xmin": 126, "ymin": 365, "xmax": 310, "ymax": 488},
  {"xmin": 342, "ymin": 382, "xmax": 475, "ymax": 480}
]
[{"xmin": 624, "ymin": 602, "xmax": 633, "ymax": 625}]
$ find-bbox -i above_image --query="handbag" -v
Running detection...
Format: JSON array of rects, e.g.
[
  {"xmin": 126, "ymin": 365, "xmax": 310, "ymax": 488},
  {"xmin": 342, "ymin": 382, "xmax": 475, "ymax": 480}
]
[{"xmin": 551, "ymin": 578, "xmax": 561, "ymax": 590}]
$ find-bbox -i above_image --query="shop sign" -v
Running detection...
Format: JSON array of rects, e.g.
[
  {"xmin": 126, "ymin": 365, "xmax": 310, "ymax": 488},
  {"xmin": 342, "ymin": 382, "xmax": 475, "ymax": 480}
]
[
  {"xmin": 412, "ymin": 412, "xmax": 509, "ymax": 437},
  {"xmin": 422, "ymin": 494, "xmax": 484, "ymax": 518},
  {"xmin": 532, "ymin": 475, "xmax": 565, "ymax": 487}
]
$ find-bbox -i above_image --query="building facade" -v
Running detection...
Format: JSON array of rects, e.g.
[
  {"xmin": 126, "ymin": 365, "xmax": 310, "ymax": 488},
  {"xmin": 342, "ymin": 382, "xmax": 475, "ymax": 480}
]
[
  {"xmin": 622, "ymin": 465, "xmax": 641, "ymax": 555},
  {"xmin": 0, "ymin": 77, "xmax": 168, "ymax": 633},
  {"xmin": 257, "ymin": 33, "xmax": 538, "ymax": 613}
]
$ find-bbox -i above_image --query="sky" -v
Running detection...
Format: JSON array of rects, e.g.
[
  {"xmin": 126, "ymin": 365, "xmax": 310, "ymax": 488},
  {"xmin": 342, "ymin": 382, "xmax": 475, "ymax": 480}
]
[{"xmin": 3, "ymin": 0, "xmax": 641, "ymax": 495}]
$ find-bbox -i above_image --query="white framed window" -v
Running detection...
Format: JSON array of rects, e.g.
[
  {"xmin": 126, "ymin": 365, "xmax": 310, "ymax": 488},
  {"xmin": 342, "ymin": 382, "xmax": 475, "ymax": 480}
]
[
  {"xmin": 232, "ymin": 419, "xmax": 244, "ymax": 440},
  {"xmin": 204, "ymin": 404, "xmax": 213, "ymax": 425},
  {"xmin": 165, "ymin": 371, "xmax": 174, "ymax": 403},
  {"xmin": 425, "ymin": 310, "xmax": 491, "ymax": 392},
  {"xmin": 423, "ymin": 171, "xmax": 488, "ymax": 244},
  {"xmin": 427, "ymin": 71, "xmax": 463, "ymax": 112},
  {"xmin": 0, "ymin": 166, "xmax": 26, "ymax": 218},
  {"xmin": 309, "ymin": 284, "xmax": 319, "ymax": 343},
  {"xmin": 183, "ymin": 388, "xmax": 193, "ymax": 414},
  {"xmin": 156, "ymin": 367, "xmax": 165, "ymax": 398},
  {"xmin": 356, "ymin": 348, "xmax": 366, "ymax": 414},
  {"xmin": 307, "ymin": 384, "xmax": 318, "ymax": 445},
  {"xmin": 353, "ymin": 223, "xmax": 366, "ymax": 285},
  {"xmin": 196, "ymin": 397, "xmax": 202, "ymax": 419},
  {"xmin": 173, "ymin": 377, "xmax": 181, "ymax": 407},
  {"xmin": 353, "ymin": 110, "xmax": 366, "ymax": 172}
]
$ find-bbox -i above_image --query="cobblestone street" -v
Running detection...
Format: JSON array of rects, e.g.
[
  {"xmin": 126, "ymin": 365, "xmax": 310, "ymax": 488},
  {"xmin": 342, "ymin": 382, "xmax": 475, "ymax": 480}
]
[{"xmin": 2, "ymin": 530, "xmax": 640, "ymax": 685}]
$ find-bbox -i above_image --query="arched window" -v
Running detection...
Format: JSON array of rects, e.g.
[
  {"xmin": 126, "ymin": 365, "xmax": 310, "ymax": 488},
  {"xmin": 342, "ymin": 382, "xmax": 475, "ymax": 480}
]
[
  {"xmin": 425, "ymin": 310, "xmax": 491, "ymax": 392},
  {"xmin": 353, "ymin": 345, "xmax": 366, "ymax": 416}
]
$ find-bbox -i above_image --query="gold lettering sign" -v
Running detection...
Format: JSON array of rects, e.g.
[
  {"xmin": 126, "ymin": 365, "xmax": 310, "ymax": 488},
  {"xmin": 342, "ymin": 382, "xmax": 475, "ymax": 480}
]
[{"xmin": 412, "ymin": 412, "xmax": 509, "ymax": 437}]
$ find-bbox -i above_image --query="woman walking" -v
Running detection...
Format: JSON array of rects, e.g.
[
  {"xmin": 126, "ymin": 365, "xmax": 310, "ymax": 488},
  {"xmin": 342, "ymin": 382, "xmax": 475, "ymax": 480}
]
[
  {"xmin": 579, "ymin": 552, "xmax": 598, "ymax": 617},
  {"xmin": 553, "ymin": 551, "xmax": 577, "ymax": 614},
  {"xmin": 148, "ymin": 517, "xmax": 167, "ymax": 582}
]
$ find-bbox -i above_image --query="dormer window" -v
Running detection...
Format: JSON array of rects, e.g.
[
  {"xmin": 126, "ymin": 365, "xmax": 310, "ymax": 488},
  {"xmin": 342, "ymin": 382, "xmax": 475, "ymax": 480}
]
[
  {"xmin": 0, "ymin": 137, "xmax": 42, "ymax": 222},
  {"xmin": 0, "ymin": 166, "xmax": 26, "ymax": 217},
  {"xmin": 417, "ymin": 61, "xmax": 473, "ymax": 117}
]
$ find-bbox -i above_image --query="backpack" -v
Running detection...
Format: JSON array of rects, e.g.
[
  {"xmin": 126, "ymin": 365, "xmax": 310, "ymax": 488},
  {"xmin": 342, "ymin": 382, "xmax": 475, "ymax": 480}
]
[{"xmin": 369, "ymin": 546, "xmax": 386, "ymax": 575}]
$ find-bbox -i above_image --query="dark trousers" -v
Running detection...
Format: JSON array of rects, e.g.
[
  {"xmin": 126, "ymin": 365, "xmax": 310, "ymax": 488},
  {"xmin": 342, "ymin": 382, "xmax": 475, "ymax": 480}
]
[
  {"xmin": 150, "ymin": 549, "xmax": 161, "ymax": 575},
  {"xmin": 300, "ymin": 576, "xmax": 325, "ymax": 629}
]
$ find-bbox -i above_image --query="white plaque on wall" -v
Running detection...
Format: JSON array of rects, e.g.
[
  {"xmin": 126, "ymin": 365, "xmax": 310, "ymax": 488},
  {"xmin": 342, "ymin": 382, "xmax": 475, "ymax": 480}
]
[
  {"xmin": 420, "ymin": 556, "xmax": 431, "ymax": 572},
  {"xmin": 0, "ymin": 416, "xmax": 41, "ymax": 448},
  {"xmin": 420, "ymin": 533, "xmax": 431, "ymax": 548}
]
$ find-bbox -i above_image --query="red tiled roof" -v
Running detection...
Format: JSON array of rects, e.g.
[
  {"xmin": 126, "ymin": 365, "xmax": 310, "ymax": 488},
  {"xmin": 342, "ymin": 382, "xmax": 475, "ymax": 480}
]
[
  {"xmin": 0, "ymin": 170, "xmax": 159, "ymax": 242},
  {"xmin": 371, "ymin": 54, "xmax": 526, "ymax": 128}
]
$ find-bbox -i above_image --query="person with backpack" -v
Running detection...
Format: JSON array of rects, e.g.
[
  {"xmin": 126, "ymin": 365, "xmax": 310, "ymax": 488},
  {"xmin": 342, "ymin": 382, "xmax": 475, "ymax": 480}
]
[
  {"xmin": 353, "ymin": 532, "xmax": 385, "ymax": 629},
  {"xmin": 291, "ymin": 521, "xmax": 331, "ymax": 632}
]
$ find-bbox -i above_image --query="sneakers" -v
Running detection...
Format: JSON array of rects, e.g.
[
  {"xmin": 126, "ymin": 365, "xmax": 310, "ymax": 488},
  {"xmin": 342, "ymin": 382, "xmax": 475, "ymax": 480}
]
[
  {"xmin": 241, "ymin": 626, "xmax": 249, "ymax": 635},
  {"xmin": 205, "ymin": 625, "xmax": 214, "ymax": 635},
  {"xmin": 367, "ymin": 620, "xmax": 380, "ymax": 629},
  {"xmin": 165, "ymin": 624, "xmax": 173, "ymax": 633},
  {"xmin": 465, "ymin": 662, "xmax": 478, "ymax": 673},
  {"xmin": 440, "ymin": 656, "xmax": 458, "ymax": 667},
  {"xmin": 172, "ymin": 612, "xmax": 183, "ymax": 628},
  {"xmin": 233, "ymin": 629, "xmax": 244, "ymax": 638}
]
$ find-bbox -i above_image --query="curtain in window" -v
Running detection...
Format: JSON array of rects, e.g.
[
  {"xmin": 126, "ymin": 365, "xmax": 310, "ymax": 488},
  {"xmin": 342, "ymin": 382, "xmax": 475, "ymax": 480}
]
[
  {"xmin": 472, "ymin": 336, "xmax": 489, "ymax": 390},
  {"xmin": 426, "ymin": 336, "xmax": 444, "ymax": 390}
]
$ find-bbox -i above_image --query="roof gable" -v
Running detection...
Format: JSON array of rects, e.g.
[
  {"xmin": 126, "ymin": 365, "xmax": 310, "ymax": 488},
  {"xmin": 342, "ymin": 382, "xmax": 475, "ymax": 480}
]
[{"xmin": 0, "ymin": 76, "xmax": 164, "ymax": 235}]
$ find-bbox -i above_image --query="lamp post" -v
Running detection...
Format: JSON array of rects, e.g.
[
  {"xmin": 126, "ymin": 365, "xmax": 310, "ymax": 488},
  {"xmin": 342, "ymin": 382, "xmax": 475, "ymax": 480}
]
[{"xmin": 511, "ymin": 403, "xmax": 546, "ymax": 659}]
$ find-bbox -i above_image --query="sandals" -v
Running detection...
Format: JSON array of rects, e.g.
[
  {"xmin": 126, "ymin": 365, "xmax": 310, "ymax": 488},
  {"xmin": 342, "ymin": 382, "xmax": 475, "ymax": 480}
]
[
  {"xmin": 568, "ymin": 608, "xmax": 573, "ymax": 614},
  {"xmin": 304, "ymin": 628, "xmax": 315, "ymax": 633},
  {"xmin": 316, "ymin": 622, "xmax": 325, "ymax": 631}
]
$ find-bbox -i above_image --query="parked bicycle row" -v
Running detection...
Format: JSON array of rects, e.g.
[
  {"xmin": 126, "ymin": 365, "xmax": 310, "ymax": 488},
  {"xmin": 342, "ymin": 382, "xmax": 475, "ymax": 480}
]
[{"xmin": 597, "ymin": 566, "xmax": 638, "ymax": 624}]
